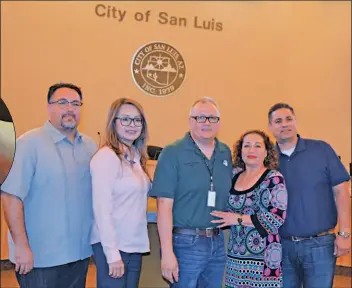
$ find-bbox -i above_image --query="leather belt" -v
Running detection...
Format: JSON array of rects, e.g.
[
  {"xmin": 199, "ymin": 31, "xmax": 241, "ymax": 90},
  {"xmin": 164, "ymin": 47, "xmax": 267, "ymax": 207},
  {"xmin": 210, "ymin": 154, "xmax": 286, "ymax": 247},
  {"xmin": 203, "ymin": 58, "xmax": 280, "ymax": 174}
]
[
  {"xmin": 282, "ymin": 229, "xmax": 334, "ymax": 242},
  {"xmin": 172, "ymin": 227, "xmax": 220, "ymax": 237}
]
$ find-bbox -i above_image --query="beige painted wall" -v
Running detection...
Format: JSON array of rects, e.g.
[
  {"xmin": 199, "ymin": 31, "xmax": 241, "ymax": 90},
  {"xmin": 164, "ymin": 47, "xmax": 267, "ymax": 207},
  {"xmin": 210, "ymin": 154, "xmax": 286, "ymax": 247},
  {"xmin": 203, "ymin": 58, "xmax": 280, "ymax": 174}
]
[{"xmin": 1, "ymin": 1, "xmax": 351, "ymax": 167}]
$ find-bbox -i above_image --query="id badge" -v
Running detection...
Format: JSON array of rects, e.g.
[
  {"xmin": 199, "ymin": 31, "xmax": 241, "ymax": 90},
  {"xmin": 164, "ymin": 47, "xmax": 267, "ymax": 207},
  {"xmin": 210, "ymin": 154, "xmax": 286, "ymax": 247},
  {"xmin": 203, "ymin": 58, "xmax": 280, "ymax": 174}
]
[{"xmin": 207, "ymin": 190, "xmax": 216, "ymax": 207}]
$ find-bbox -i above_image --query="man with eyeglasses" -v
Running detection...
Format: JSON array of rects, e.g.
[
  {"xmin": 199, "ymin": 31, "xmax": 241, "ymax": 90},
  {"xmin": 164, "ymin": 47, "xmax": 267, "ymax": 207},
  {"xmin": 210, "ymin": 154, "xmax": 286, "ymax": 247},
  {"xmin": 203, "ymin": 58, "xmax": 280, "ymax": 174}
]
[
  {"xmin": 150, "ymin": 97, "xmax": 232, "ymax": 287},
  {"xmin": 1, "ymin": 83, "xmax": 97, "ymax": 288}
]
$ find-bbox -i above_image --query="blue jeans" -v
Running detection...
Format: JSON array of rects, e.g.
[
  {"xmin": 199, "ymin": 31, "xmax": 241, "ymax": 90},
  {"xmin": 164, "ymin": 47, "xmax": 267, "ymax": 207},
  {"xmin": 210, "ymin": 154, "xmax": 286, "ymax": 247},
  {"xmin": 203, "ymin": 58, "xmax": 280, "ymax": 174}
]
[
  {"xmin": 92, "ymin": 243, "xmax": 142, "ymax": 288},
  {"xmin": 15, "ymin": 258, "xmax": 89, "ymax": 288},
  {"xmin": 282, "ymin": 234, "xmax": 337, "ymax": 288},
  {"xmin": 170, "ymin": 230, "xmax": 226, "ymax": 288}
]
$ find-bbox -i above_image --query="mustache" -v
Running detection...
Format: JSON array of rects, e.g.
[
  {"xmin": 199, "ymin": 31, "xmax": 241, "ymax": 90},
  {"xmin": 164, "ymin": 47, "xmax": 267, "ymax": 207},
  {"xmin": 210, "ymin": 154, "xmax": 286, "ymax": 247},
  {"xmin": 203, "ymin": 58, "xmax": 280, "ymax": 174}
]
[{"xmin": 62, "ymin": 113, "xmax": 76, "ymax": 120}]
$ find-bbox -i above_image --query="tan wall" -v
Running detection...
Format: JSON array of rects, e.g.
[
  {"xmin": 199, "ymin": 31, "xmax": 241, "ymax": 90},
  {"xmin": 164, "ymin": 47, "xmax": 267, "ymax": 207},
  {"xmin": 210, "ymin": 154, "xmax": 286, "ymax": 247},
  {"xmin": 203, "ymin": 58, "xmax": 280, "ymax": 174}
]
[{"xmin": 1, "ymin": 1, "xmax": 351, "ymax": 167}]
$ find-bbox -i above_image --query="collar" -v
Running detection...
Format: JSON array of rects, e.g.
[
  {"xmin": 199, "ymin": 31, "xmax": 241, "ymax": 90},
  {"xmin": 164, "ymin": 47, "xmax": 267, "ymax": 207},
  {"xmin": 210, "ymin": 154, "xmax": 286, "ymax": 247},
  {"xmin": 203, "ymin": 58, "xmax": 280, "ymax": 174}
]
[
  {"xmin": 43, "ymin": 120, "xmax": 82, "ymax": 144},
  {"xmin": 276, "ymin": 134, "xmax": 306, "ymax": 154},
  {"xmin": 182, "ymin": 132, "xmax": 227, "ymax": 153}
]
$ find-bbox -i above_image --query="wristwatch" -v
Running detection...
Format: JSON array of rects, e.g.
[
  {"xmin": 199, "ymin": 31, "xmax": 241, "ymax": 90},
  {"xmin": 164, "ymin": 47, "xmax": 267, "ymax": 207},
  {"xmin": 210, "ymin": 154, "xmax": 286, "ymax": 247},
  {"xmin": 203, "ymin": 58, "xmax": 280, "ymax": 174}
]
[{"xmin": 338, "ymin": 231, "xmax": 351, "ymax": 239}]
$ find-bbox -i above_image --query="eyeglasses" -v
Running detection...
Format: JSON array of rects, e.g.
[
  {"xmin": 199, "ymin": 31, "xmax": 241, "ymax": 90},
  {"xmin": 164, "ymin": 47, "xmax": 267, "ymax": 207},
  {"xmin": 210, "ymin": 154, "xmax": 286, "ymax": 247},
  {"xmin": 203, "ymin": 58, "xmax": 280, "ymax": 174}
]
[
  {"xmin": 115, "ymin": 117, "xmax": 143, "ymax": 127},
  {"xmin": 49, "ymin": 99, "xmax": 83, "ymax": 107},
  {"xmin": 191, "ymin": 116, "xmax": 220, "ymax": 123}
]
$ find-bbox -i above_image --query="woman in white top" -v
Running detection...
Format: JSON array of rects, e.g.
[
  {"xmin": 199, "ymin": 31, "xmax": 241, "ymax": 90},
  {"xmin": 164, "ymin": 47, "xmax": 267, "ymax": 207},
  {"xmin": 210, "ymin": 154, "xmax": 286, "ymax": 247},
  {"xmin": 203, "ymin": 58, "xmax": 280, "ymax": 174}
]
[{"xmin": 90, "ymin": 98, "xmax": 151, "ymax": 288}]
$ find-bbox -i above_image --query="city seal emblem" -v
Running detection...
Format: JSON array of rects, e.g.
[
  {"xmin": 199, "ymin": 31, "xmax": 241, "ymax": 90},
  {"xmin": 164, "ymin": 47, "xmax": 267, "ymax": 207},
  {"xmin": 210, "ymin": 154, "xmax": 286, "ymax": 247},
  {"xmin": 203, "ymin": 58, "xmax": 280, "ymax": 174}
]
[{"xmin": 131, "ymin": 41, "xmax": 186, "ymax": 97}]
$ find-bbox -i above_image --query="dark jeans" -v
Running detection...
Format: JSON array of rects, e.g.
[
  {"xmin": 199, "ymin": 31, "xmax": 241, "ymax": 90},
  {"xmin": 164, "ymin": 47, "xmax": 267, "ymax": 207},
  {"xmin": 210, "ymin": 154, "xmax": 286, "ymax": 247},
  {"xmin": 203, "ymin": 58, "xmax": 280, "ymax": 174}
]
[
  {"xmin": 170, "ymin": 230, "xmax": 226, "ymax": 288},
  {"xmin": 92, "ymin": 242, "xmax": 142, "ymax": 288},
  {"xmin": 15, "ymin": 258, "xmax": 89, "ymax": 288},
  {"xmin": 282, "ymin": 234, "xmax": 337, "ymax": 288}
]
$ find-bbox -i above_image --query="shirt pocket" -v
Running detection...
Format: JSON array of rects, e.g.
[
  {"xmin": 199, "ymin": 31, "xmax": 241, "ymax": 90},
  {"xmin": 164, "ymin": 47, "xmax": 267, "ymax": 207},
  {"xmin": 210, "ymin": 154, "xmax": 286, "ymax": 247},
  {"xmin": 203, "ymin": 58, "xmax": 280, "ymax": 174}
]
[
  {"xmin": 178, "ymin": 160, "xmax": 204, "ymax": 190},
  {"xmin": 183, "ymin": 160, "xmax": 201, "ymax": 167}
]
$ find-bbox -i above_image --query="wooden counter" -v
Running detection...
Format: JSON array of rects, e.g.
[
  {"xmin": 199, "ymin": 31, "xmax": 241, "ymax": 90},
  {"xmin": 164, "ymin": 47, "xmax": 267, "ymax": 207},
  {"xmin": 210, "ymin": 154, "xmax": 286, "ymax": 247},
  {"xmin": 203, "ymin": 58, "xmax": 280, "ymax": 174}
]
[
  {"xmin": 1, "ymin": 205, "xmax": 9, "ymax": 260},
  {"xmin": 146, "ymin": 160, "xmax": 157, "ymax": 222},
  {"xmin": 147, "ymin": 160, "xmax": 157, "ymax": 213},
  {"xmin": 1, "ymin": 160, "xmax": 351, "ymax": 267}
]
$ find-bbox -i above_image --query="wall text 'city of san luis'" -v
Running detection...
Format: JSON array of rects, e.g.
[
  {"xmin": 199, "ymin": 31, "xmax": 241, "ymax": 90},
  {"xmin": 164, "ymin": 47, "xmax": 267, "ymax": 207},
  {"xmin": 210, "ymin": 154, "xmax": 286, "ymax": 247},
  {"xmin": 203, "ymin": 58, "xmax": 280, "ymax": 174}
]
[{"xmin": 94, "ymin": 4, "xmax": 223, "ymax": 32}]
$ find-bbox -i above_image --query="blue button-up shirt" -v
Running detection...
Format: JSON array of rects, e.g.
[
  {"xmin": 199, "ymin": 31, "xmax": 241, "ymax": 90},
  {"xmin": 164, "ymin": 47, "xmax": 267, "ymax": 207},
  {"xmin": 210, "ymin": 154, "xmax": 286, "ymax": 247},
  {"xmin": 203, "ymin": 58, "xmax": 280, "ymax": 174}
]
[
  {"xmin": 1, "ymin": 121, "xmax": 97, "ymax": 267},
  {"xmin": 277, "ymin": 136, "xmax": 350, "ymax": 237}
]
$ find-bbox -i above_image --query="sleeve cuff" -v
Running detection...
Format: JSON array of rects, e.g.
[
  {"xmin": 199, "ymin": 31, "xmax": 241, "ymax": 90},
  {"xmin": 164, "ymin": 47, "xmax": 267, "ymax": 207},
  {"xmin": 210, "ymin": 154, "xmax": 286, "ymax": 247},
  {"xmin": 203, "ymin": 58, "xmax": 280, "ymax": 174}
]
[
  {"xmin": 148, "ymin": 192, "xmax": 174, "ymax": 199},
  {"xmin": 0, "ymin": 189, "xmax": 26, "ymax": 202},
  {"xmin": 102, "ymin": 246, "xmax": 121, "ymax": 264},
  {"xmin": 250, "ymin": 214, "xmax": 268, "ymax": 238},
  {"xmin": 331, "ymin": 176, "xmax": 350, "ymax": 187}
]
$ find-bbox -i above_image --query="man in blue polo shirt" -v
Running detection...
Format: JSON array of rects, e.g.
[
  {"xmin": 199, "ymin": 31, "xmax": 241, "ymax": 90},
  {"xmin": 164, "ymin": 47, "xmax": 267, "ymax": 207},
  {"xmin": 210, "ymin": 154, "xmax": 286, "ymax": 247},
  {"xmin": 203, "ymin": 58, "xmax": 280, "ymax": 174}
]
[
  {"xmin": 1, "ymin": 83, "xmax": 97, "ymax": 287},
  {"xmin": 150, "ymin": 97, "xmax": 232, "ymax": 287},
  {"xmin": 268, "ymin": 103, "xmax": 351, "ymax": 288}
]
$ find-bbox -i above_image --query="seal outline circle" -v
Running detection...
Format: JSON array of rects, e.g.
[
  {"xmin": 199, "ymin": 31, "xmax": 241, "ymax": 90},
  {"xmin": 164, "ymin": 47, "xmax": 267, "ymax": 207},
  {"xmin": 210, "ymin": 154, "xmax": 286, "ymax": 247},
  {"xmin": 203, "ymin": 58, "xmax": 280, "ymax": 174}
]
[
  {"xmin": 130, "ymin": 41, "xmax": 186, "ymax": 98},
  {"xmin": 140, "ymin": 50, "xmax": 180, "ymax": 89}
]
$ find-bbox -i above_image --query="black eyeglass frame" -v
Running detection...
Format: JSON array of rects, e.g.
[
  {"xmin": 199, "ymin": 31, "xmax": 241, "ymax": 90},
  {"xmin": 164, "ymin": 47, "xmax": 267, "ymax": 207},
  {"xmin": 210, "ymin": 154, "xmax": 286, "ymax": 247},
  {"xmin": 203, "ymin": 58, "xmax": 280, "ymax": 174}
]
[
  {"xmin": 48, "ymin": 99, "xmax": 83, "ymax": 107},
  {"xmin": 190, "ymin": 116, "xmax": 220, "ymax": 123},
  {"xmin": 115, "ymin": 117, "xmax": 144, "ymax": 127}
]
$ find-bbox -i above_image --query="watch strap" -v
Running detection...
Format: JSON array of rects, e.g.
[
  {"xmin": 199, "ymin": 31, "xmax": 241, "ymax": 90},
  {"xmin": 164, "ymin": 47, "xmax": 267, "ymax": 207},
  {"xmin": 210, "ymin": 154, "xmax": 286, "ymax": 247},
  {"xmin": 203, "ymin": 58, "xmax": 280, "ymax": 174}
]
[{"xmin": 338, "ymin": 231, "xmax": 351, "ymax": 238}]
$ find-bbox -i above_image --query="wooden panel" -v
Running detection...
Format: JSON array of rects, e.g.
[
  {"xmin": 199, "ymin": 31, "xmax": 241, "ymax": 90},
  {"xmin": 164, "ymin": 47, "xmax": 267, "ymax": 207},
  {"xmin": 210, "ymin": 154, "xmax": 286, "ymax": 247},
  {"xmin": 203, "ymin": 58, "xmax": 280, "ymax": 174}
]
[
  {"xmin": 337, "ymin": 252, "xmax": 351, "ymax": 267},
  {"xmin": 1, "ymin": 203, "xmax": 9, "ymax": 260},
  {"xmin": 147, "ymin": 160, "xmax": 157, "ymax": 213}
]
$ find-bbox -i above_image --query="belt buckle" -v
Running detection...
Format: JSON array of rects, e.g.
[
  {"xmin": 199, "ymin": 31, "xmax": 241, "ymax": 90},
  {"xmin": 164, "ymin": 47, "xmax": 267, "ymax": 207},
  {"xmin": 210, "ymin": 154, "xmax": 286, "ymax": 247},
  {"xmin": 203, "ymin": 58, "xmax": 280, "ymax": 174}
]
[
  {"xmin": 205, "ymin": 228, "xmax": 213, "ymax": 237},
  {"xmin": 292, "ymin": 236, "xmax": 312, "ymax": 242}
]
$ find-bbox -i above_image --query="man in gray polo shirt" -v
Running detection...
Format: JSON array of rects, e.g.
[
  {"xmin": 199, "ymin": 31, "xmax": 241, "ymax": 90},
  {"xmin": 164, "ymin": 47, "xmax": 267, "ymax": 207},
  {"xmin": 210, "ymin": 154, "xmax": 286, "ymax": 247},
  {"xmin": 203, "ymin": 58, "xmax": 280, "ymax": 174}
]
[
  {"xmin": 1, "ymin": 83, "xmax": 97, "ymax": 287},
  {"xmin": 150, "ymin": 97, "xmax": 232, "ymax": 287}
]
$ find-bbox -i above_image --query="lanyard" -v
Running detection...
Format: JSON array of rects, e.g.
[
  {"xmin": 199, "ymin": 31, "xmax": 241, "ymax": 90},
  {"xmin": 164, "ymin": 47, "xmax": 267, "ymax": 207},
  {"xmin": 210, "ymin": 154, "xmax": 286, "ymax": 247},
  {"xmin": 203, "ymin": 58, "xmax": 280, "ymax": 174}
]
[{"xmin": 189, "ymin": 133, "xmax": 216, "ymax": 191}]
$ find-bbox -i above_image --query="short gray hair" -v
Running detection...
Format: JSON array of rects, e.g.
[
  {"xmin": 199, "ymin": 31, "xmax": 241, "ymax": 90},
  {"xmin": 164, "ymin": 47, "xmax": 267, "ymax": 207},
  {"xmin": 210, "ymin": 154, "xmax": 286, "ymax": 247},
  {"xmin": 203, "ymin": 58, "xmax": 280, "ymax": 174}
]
[{"xmin": 189, "ymin": 97, "xmax": 220, "ymax": 116}]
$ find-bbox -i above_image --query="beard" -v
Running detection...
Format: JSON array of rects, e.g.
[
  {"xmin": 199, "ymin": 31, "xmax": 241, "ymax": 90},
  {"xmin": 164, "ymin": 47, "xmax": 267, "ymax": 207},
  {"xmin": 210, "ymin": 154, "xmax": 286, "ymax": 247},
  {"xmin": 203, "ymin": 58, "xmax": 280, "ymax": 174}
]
[{"xmin": 61, "ymin": 113, "xmax": 77, "ymax": 130}]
